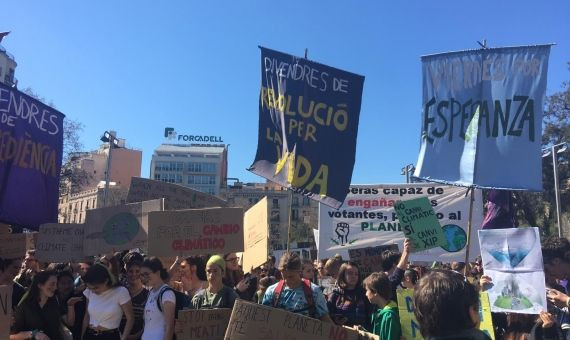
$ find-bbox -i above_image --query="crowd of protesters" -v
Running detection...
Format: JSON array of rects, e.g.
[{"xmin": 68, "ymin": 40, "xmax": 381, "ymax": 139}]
[{"xmin": 2, "ymin": 236, "xmax": 570, "ymax": 339}]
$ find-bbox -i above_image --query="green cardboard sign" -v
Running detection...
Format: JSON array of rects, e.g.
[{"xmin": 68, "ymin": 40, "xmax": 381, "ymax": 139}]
[{"xmin": 394, "ymin": 197, "xmax": 445, "ymax": 252}]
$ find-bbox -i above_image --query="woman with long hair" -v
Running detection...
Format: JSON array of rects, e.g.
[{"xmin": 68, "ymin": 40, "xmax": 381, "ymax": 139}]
[
  {"xmin": 81, "ymin": 263, "xmax": 134, "ymax": 340},
  {"xmin": 327, "ymin": 262, "xmax": 373, "ymax": 330},
  {"xmin": 56, "ymin": 270, "xmax": 85, "ymax": 340},
  {"xmin": 11, "ymin": 270, "xmax": 64, "ymax": 340},
  {"xmin": 139, "ymin": 257, "xmax": 175, "ymax": 340},
  {"xmin": 223, "ymin": 253, "xmax": 256, "ymax": 301}
]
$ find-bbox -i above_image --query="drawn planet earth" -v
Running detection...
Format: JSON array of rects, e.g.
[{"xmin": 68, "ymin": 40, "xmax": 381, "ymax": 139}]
[
  {"xmin": 86, "ymin": 212, "xmax": 140, "ymax": 245},
  {"xmin": 440, "ymin": 224, "xmax": 467, "ymax": 252}
]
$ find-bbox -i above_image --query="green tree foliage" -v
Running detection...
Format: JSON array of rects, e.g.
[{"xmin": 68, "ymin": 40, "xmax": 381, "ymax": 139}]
[{"xmin": 513, "ymin": 62, "xmax": 570, "ymax": 235}]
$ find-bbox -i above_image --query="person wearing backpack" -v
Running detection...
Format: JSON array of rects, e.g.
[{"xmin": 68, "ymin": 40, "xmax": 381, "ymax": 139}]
[
  {"xmin": 262, "ymin": 252, "xmax": 332, "ymax": 322},
  {"xmin": 140, "ymin": 257, "xmax": 175, "ymax": 340},
  {"xmin": 191, "ymin": 255, "xmax": 238, "ymax": 309}
]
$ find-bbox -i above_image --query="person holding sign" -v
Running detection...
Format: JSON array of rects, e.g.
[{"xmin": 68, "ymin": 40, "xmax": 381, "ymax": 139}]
[
  {"xmin": 140, "ymin": 258, "xmax": 175, "ymax": 340},
  {"xmin": 191, "ymin": 255, "xmax": 238, "ymax": 309},
  {"xmin": 11, "ymin": 270, "xmax": 63, "ymax": 340}
]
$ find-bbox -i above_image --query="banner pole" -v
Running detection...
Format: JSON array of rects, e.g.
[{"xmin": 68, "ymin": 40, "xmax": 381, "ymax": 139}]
[
  {"xmin": 287, "ymin": 189, "xmax": 293, "ymax": 253},
  {"xmin": 463, "ymin": 187, "xmax": 475, "ymax": 276}
]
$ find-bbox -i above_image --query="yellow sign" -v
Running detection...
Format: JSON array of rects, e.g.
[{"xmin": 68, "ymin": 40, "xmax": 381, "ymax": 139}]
[
  {"xmin": 479, "ymin": 292, "xmax": 495, "ymax": 340},
  {"xmin": 396, "ymin": 289, "xmax": 423, "ymax": 340},
  {"xmin": 397, "ymin": 289, "xmax": 495, "ymax": 340}
]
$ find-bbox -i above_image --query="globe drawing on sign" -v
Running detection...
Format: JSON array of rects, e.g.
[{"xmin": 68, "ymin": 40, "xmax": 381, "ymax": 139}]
[
  {"xmin": 440, "ymin": 224, "xmax": 467, "ymax": 252},
  {"xmin": 85, "ymin": 212, "xmax": 140, "ymax": 245}
]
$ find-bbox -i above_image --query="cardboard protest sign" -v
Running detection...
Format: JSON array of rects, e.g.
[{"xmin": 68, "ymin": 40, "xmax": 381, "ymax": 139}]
[
  {"xmin": 394, "ymin": 197, "xmax": 446, "ymax": 252},
  {"xmin": 0, "ymin": 285, "xmax": 12, "ymax": 340},
  {"xmin": 414, "ymin": 45, "xmax": 551, "ymax": 190},
  {"xmin": 249, "ymin": 47, "xmax": 365, "ymax": 209},
  {"xmin": 83, "ymin": 199, "xmax": 163, "ymax": 256},
  {"xmin": 147, "ymin": 207, "xmax": 244, "ymax": 257},
  {"xmin": 225, "ymin": 299, "xmax": 375, "ymax": 340},
  {"xmin": 0, "ymin": 232, "xmax": 27, "ymax": 259},
  {"xmin": 319, "ymin": 184, "xmax": 483, "ymax": 262},
  {"xmin": 243, "ymin": 197, "xmax": 268, "ymax": 272},
  {"xmin": 479, "ymin": 292, "xmax": 495, "ymax": 340},
  {"xmin": 127, "ymin": 177, "xmax": 227, "ymax": 210},
  {"xmin": 36, "ymin": 223, "xmax": 84, "ymax": 263},
  {"xmin": 175, "ymin": 308, "xmax": 231, "ymax": 340},
  {"xmin": 397, "ymin": 289, "xmax": 423, "ymax": 340},
  {"xmin": 348, "ymin": 244, "xmax": 399, "ymax": 278},
  {"xmin": 479, "ymin": 227, "xmax": 546, "ymax": 314},
  {"xmin": 0, "ymin": 83, "xmax": 65, "ymax": 228}
]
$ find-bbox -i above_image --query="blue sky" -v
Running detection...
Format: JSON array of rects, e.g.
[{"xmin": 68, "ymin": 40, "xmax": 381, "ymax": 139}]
[{"xmin": 2, "ymin": 1, "xmax": 569, "ymax": 185}]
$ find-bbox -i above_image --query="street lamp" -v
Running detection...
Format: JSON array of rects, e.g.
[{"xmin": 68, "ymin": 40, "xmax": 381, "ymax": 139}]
[
  {"xmin": 401, "ymin": 164, "xmax": 415, "ymax": 183},
  {"xmin": 542, "ymin": 142, "xmax": 568, "ymax": 237},
  {"xmin": 100, "ymin": 131, "xmax": 121, "ymax": 207}
]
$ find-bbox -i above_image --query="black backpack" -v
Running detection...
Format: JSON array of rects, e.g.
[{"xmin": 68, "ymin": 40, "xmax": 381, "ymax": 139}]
[{"xmin": 157, "ymin": 286, "xmax": 191, "ymax": 318}]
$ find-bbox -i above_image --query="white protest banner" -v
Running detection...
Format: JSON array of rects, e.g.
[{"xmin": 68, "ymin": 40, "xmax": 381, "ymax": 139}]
[
  {"xmin": 243, "ymin": 197, "xmax": 268, "ymax": 272},
  {"xmin": 175, "ymin": 309, "xmax": 232, "ymax": 340},
  {"xmin": 0, "ymin": 285, "xmax": 12, "ymax": 340},
  {"xmin": 36, "ymin": 223, "xmax": 84, "ymax": 263},
  {"xmin": 318, "ymin": 184, "xmax": 483, "ymax": 262},
  {"xmin": 83, "ymin": 199, "xmax": 163, "ymax": 256},
  {"xmin": 127, "ymin": 177, "xmax": 227, "ymax": 210},
  {"xmin": 479, "ymin": 227, "xmax": 546, "ymax": 314},
  {"xmin": 0, "ymin": 233, "xmax": 27, "ymax": 259},
  {"xmin": 415, "ymin": 45, "xmax": 551, "ymax": 191},
  {"xmin": 147, "ymin": 207, "xmax": 244, "ymax": 257},
  {"xmin": 224, "ymin": 299, "xmax": 376, "ymax": 340}
]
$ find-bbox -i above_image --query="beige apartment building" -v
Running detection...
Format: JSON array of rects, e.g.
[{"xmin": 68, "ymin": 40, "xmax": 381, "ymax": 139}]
[{"xmin": 222, "ymin": 181, "xmax": 318, "ymax": 252}]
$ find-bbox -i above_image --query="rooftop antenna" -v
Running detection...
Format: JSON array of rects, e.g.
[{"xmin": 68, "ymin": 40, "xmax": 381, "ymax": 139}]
[{"xmin": 477, "ymin": 39, "xmax": 488, "ymax": 49}]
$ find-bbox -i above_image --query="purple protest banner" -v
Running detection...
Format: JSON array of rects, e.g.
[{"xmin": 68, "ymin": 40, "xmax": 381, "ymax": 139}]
[{"xmin": 0, "ymin": 82, "xmax": 64, "ymax": 228}]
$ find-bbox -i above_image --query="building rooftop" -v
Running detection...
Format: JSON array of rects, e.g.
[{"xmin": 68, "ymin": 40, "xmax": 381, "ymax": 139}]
[
  {"xmin": 0, "ymin": 44, "xmax": 16, "ymax": 62},
  {"xmin": 154, "ymin": 144, "xmax": 226, "ymax": 154}
]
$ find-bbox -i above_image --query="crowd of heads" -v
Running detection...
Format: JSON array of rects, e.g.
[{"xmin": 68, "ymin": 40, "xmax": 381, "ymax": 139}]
[{"xmin": 2, "ymin": 235, "xmax": 570, "ymax": 339}]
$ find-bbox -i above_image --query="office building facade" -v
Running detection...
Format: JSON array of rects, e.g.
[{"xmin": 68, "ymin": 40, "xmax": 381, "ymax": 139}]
[{"xmin": 150, "ymin": 144, "xmax": 228, "ymax": 195}]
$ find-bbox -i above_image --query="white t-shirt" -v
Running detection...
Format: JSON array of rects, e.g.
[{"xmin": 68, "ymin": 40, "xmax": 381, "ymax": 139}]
[
  {"xmin": 84, "ymin": 286, "xmax": 131, "ymax": 329},
  {"xmin": 142, "ymin": 284, "xmax": 176, "ymax": 340}
]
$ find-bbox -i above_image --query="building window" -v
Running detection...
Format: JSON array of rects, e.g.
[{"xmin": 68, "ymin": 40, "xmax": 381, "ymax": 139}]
[
  {"xmin": 292, "ymin": 196, "xmax": 299, "ymax": 206},
  {"xmin": 155, "ymin": 161, "xmax": 183, "ymax": 172},
  {"xmin": 270, "ymin": 210, "xmax": 280, "ymax": 222},
  {"xmin": 272, "ymin": 199, "xmax": 279, "ymax": 209},
  {"xmin": 303, "ymin": 197, "xmax": 311, "ymax": 206},
  {"xmin": 188, "ymin": 175, "xmax": 216, "ymax": 185},
  {"xmin": 188, "ymin": 162, "xmax": 217, "ymax": 173},
  {"xmin": 292, "ymin": 209, "xmax": 299, "ymax": 221},
  {"xmin": 155, "ymin": 173, "xmax": 181, "ymax": 183}
]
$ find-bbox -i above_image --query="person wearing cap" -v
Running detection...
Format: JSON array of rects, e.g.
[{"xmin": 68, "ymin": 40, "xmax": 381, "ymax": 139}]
[{"xmin": 190, "ymin": 255, "xmax": 239, "ymax": 309}]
